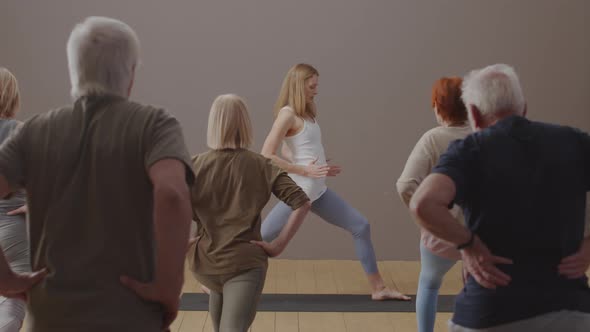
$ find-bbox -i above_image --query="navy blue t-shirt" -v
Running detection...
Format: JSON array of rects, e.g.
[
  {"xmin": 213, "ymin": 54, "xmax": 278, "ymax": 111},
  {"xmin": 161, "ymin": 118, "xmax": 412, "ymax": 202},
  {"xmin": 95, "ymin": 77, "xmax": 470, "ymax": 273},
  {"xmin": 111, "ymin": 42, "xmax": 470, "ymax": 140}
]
[{"xmin": 433, "ymin": 115, "xmax": 590, "ymax": 328}]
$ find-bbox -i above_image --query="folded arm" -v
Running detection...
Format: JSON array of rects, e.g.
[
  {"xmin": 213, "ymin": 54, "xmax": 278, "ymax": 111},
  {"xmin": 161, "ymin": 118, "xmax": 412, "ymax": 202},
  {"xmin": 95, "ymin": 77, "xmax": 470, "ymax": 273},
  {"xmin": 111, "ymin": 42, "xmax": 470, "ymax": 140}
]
[{"xmin": 410, "ymin": 174, "xmax": 512, "ymax": 289}]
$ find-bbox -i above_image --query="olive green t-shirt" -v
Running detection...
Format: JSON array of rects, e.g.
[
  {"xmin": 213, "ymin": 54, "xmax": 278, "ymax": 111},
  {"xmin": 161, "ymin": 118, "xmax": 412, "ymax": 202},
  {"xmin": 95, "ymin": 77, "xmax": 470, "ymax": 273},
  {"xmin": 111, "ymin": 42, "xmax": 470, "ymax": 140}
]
[
  {"xmin": 189, "ymin": 149, "xmax": 309, "ymax": 276},
  {"xmin": 0, "ymin": 95, "xmax": 194, "ymax": 332}
]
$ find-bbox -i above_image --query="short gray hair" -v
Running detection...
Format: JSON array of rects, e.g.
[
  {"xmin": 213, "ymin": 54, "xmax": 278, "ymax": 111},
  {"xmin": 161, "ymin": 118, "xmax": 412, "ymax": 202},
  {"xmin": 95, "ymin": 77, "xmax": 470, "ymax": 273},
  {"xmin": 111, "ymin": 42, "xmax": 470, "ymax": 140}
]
[
  {"xmin": 67, "ymin": 16, "xmax": 140, "ymax": 99},
  {"xmin": 461, "ymin": 64, "xmax": 525, "ymax": 118}
]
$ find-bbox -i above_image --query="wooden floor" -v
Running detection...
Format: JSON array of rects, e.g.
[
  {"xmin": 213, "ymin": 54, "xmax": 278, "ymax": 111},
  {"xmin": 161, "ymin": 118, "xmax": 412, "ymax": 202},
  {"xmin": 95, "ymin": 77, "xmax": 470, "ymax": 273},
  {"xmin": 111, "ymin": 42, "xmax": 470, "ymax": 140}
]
[
  {"xmin": 22, "ymin": 260, "xmax": 590, "ymax": 332},
  {"xmin": 171, "ymin": 260, "xmax": 463, "ymax": 332}
]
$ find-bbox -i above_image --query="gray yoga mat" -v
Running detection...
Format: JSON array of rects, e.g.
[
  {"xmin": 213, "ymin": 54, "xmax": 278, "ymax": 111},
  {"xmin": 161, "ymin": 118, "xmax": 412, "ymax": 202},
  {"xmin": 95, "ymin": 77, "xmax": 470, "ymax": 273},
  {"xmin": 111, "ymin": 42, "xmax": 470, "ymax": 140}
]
[{"xmin": 179, "ymin": 293, "xmax": 455, "ymax": 312}]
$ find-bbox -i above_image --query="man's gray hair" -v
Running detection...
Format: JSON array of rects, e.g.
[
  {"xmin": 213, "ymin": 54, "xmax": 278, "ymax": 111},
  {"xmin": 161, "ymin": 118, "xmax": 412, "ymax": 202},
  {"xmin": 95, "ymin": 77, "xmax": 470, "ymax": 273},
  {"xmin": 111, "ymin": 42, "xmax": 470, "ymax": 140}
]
[
  {"xmin": 461, "ymin": 64, "xmax": 526, "ymax": 118},
  {"xmin": 67, "ymin": 16, "xmax": 140, "ymax": 99}
]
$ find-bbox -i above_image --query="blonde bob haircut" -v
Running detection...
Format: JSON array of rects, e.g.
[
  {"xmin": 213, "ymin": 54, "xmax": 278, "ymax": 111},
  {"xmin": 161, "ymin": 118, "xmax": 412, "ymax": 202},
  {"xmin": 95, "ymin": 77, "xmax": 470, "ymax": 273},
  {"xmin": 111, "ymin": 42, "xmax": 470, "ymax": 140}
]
[
  {"xmin": 273, "ymin": 63, "xmax": 319, "ymax": 119},
  {"xmin": 207, "ymin": 94, "xmax": 253, "ymax": 150},
  {"xmin": 0, "ymin": 68, "xmax": 20, "ymax": 119}
]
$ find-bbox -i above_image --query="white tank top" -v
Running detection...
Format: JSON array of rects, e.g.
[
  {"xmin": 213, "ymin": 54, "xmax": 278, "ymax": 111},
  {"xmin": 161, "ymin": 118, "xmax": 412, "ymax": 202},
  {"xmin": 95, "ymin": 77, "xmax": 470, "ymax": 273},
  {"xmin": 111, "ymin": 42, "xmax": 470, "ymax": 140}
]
[{"xmin": 283, "ymin": 110, "xmax": 328, "ymax": 202}]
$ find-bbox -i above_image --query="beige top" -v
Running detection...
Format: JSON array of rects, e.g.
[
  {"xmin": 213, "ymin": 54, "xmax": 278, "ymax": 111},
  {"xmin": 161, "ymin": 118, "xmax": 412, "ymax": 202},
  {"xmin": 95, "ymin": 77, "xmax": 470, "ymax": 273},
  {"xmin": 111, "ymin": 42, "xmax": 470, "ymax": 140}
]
[
  {"xmin": 189, "ymin": 149, "xmax": 309, "ymax": 278},
  {"xmin": 0, "ymin": 95, "xmax": 194, "ymax": 332},
  {"xmin": 397, "ymin": 125, "xmax": 472, "ymax": 260}
]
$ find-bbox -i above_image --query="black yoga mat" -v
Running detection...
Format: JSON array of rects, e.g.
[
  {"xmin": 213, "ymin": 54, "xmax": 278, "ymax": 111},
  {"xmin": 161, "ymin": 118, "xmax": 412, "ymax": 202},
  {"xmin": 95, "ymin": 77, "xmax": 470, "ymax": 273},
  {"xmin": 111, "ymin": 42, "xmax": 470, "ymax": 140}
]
[{"xmin": 180, "ymin": 293, "xmax": 455, "ymax": 312}]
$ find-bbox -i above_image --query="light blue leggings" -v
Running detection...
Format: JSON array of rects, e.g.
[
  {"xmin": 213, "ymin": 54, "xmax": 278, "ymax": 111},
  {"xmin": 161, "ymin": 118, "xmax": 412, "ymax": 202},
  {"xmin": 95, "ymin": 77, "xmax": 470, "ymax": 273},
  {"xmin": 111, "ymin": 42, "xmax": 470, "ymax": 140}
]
[
  {"xmin": 417, "ymin": 242, "xmax": 456, "ymax": 332},
  {"xmin": 0, "ymin": 211, "xmax": 30, "ymax": 332},
  {"xmin": 262, "ymin": 188, "xmax": 378, "ymax": 274}
]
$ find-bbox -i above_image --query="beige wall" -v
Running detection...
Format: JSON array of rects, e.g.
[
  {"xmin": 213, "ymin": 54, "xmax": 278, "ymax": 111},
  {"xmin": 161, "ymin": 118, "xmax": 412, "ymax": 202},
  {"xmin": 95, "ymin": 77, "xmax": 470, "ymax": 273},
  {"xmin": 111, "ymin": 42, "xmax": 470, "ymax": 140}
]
[{"xmin": 1, "ymin": 0, "xmax": 588, "ymax": 260}]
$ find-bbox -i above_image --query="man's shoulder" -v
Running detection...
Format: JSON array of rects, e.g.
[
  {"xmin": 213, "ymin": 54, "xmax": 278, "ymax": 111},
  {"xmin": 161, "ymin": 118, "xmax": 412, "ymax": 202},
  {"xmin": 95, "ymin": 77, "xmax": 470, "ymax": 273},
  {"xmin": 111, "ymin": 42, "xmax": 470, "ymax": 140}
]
[
  {"xmin": 529, "ymin": 119, "xmax": 574, "ymax": 133},
  {"xmin": 445, "ymin": 131, "xmax": 479, "ymax": 152},
  {"xmin": 117, "ymin": 99, "xmax": 170, "ymax": 119},
  {"xmin": 501, "ymin": 117, "xmax": 583, "ymax": 143},
  {"xmin": 105, "ymin": 100, "xmax": 181, "ymax": 137},
  {"xmin": 538, "ymin": 121, "xmax": 588, "ymax": 141},
  {"xmin": 25, "ymin": 102, "xmax": 165, "ymax": 131},
  {"xmin": 24, "ymin": 105, "xmax": 75, "ymax": 129}
]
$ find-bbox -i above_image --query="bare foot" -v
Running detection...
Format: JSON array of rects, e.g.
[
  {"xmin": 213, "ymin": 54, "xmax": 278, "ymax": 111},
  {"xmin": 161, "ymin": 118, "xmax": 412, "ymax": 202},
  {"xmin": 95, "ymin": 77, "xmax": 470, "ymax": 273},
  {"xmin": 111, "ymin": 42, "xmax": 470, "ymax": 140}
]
[
  {"xmin": 371, "ymin": 287, "xmax": 411, "ymax": 301},
  {"xmin": 201, "ymin": 285, "xmax": 211, "ymax": 295}
]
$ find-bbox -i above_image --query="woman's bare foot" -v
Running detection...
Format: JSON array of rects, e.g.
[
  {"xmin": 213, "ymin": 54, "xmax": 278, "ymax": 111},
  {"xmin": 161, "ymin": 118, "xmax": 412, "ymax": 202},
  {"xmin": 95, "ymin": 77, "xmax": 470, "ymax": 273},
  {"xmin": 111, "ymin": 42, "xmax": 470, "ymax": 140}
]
[
  {"xmin": 371, "ymin": 287, "xmax": 411, "ymax": 301},
  {"xmin": 201, "ymin": 285, "xmax": 211, "ymax": 295}
]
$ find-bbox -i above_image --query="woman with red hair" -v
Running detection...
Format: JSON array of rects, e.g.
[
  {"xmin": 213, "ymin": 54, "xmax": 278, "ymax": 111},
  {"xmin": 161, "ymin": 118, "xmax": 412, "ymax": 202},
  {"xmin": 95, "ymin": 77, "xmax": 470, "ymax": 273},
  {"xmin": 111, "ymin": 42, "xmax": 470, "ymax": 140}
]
[{"xmin": 397, "ymin": 77, "xmax": 471, "ymax": 332}]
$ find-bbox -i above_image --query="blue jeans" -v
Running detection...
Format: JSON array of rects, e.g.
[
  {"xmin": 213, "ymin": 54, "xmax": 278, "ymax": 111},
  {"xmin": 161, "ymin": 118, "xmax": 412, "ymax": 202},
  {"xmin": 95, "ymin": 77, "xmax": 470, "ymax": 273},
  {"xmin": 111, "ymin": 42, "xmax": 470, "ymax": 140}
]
[
  {"xmin": 417, "ymin": 243, "xmax": 456, "ymax": 332},
  {"xmin": 261, "ymin": 188, "xmax": 379, "ymax": 274}
]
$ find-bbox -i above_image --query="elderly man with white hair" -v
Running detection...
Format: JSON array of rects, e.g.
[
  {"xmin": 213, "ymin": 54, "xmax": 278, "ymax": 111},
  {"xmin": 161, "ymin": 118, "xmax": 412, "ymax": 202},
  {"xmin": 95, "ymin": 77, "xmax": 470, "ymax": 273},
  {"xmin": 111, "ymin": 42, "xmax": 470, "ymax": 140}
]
[
  {"xmin": 410, "ymin": 64, "xmax": 590, "ymax": 331},
  {"xmin": 0, "ymin": 16, "xmax": 194, "ymax": 331}
]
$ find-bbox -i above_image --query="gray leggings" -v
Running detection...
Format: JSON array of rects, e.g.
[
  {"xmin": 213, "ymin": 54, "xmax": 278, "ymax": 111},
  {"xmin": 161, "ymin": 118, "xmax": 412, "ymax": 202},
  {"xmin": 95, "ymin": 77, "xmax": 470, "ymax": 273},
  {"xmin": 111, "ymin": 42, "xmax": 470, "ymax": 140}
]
[
  {"xmin": 262, "ymin": 188, "xmax": 378, "ymax": 274},
  {"xmin": 199, "ymin": 268, "xmax": 267, "ymax": 332},
  {"xmin": 0, "ymin": 211, "xmax": 30, "ymax": 332}
]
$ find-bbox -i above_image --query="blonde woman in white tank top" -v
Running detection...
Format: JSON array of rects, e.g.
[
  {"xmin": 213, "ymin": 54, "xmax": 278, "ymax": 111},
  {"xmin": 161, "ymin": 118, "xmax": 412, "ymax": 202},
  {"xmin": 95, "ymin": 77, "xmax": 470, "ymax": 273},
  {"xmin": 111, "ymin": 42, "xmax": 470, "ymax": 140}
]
[{"xmin": 260, "ymin": 63, "xmax": 410, "ymax": 301}]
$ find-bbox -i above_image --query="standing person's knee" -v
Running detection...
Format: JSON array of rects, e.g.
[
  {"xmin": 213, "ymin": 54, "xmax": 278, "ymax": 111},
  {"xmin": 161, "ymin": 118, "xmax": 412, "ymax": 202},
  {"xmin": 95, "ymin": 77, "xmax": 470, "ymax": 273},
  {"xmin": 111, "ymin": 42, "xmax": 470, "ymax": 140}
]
[
  {"xmin": 418, "ymin": 268, "xmax": 444, "ymax": 290},
  {"xmin": 350, "ymin": 217, "xmax": 371, "ymax": 238}
]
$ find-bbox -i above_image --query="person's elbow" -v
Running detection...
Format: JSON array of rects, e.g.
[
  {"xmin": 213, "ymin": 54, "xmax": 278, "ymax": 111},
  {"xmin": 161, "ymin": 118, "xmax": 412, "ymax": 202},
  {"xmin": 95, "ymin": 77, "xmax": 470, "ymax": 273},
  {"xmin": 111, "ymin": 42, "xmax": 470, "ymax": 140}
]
[
  {"xmin": 396, "ymin": 180, "xmax": 416, "ymax": 207},
  {"xmin": 297, "ymin": 200, "xmax": 312, "ymax": 213},
  {"xmin": 302, "ymin": 200, "xmax": 312, "ymax": 211},
  {"xmin": 154, "ymin": 182, "xmax": 191, "ymax": 209},
  {"xmin": 0, "ymin": 175, "xmax": 15, "ymax": 199},
  {"xmin": 409, "ymin": 190, "xmax": 432, "ymax": 228},
  {"xmin": 261, "ymin": 149, "xmax": 275, "ymax": 160}
]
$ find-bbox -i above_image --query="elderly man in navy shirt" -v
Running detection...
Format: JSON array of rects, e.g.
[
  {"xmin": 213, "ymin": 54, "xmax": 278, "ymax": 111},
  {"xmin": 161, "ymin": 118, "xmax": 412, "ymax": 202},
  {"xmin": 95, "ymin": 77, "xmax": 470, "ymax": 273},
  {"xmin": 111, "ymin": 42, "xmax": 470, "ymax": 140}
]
[{"xmin": 411, "ymin": 64, "xmax": 590, "ymax": 331}]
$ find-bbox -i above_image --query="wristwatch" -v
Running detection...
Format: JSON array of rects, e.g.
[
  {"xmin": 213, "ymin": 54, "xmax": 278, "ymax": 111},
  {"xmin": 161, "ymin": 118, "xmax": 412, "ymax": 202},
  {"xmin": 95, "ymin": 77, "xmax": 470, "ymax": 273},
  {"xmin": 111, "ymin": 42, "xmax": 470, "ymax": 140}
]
[{"xmin": 457, "ymin": 232, "xmax": 474, "ymax": 250}]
